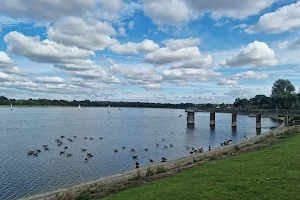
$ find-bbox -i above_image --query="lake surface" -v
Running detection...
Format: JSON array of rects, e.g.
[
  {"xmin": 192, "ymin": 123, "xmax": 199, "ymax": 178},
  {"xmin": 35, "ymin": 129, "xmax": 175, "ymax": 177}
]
[{"xmin": 0, "ymin": 107, "xmax": 280, "ymax": 199}]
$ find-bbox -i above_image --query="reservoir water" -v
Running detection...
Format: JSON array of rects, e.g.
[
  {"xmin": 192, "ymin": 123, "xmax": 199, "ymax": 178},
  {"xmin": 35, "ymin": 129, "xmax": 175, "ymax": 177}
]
[{"xmin": 0, "ymin": 107, "xmax": 280, "ymax": 199}]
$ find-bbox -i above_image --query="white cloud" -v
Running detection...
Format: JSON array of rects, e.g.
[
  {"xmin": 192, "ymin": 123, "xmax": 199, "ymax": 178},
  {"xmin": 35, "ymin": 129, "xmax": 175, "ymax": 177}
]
[
  {"xmin": 162, "ymin": 38, "xmax": 201, "ymax": 50},
  {"xmin": 143, "ymin": 84, "xmax": 161, "ymax": 90},
  {"xmin": 97, "ymin": 0, "xmax": 124, "ymax": 21},
  {"xmin": 220, "ymin": 41, "xmax": 277, "ymax": 68},
  {"xmin": 142, "ymin": 0, "xmax": 275, "ymax": 26},
  {"xmin": 145, "ymin": 47, "xmax": 206, "ymax": 65},
  {"xmin": 36, "ymin": 76, "xmax": 65, "ymax": 84},
  {"xmin": 279, "ymin": 38, "xmax": 300, "ymax": 50},
  {"xmin": 143, "ymin": 0, "xmax": 190, "ymax": 25},
  {"xmin": 224, "ymin": 88, "xmax": 251, "ymax": 97},
  {"xmin": 70, "ymin": 69, "xmax": 120, "ymax": 83},
  {"xmin": 0, "ymin": 0, "xmax": 96, "ymax": 21},
  {"xmin": 128, "ymin": 21, "xmax": 135, "ymax": 30},
  {"xmin": 169, "ymin": 57, "xmax": 213, "ymax": 69},
  {"xmin": 246, "ymin": 2, "xmax": 300, "ymax": 34},
  {"xmin": 218, "ymin": 78, "xmax": 238, "ymax": 85},
  {"xmin": 163, "ymin": 68, "xmax": 221, "ymax": 83},
  {"xmin": 48, "ymin": 17, "xmax": 117, "ymax": 50},
  {"xmin": 118, "ymin": 27, "xmax": 127, "ymax": 36},
  {"xmin": 232, "ymin": 70, "xmax": 269, "ymax": 80},
  {"xmin": 0, "ymin": 51, "xmax": 29, "ymax": 76},
  {"xmin": 4, "ymin": 31, "xmax": 95, "ymax": 71},
  {"xmin": 0, "ymin": 51, "xmax": 13, "ymax": 66},
  {"xmin": 109, "ymin": 39, "xmax": 159, "ymax": 54},
  {"xmin": 186, "ymin": 0, "xmax": 275, "ymax": 20}
]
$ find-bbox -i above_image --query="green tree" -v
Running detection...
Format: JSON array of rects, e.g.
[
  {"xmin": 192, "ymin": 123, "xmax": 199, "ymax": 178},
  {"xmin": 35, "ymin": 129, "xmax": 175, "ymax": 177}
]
[{"xmin": 271, "ymin": 79, "xmax": 297, "ymax": 109}]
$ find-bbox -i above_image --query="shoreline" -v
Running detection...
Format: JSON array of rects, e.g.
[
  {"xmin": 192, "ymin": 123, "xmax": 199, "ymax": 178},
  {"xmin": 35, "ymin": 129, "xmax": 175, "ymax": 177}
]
[{"xmin": 19, "ymin": 117, "xmax": 288, "ymax": 200}]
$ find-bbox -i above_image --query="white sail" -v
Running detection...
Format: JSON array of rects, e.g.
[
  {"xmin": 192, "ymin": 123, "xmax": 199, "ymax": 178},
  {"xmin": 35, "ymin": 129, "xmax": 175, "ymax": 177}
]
[
  {"xmin": 10, "ymin": 104, "xmax": 12, "ymax": 110},
  {"xmin": 107, "ymin": 104, "xmax": 110, "ymax": 113},
  {"xmin": 78, "ymin": 104, "xmax": 81, "ymax": 110}
]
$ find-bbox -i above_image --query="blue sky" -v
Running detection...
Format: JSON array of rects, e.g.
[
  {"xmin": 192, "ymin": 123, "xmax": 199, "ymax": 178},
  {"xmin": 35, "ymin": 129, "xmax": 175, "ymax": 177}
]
[{"xmin": 0, "ymin": 0, "xmax": 299, "ymax": 103}]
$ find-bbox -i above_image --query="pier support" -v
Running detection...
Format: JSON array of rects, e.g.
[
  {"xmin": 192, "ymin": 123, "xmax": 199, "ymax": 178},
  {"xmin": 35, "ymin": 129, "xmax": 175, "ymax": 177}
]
[
  {"xmin": 187, "ymin": 112, "xmax": 195, "ymax": 124},
  {"xmin": 256, "ymin": 114, "xmax": 261, "ymax": 129},
  {"xmin": 284, "ymin": 115, "xmax": 289, "ymax": 126},
  {"xmin": 232, "ymin": 113, "xmax": 237, "ymax": 127},
  {"xmin": 210, "ymin": 112, "xmax": 215, "ymax": 127}
]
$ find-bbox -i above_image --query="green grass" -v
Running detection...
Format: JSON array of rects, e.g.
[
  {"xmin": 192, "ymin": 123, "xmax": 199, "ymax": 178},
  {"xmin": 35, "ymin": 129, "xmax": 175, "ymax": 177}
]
[{"xmin": 103, "ymin": 133, "xmax": 300, "ymax": 200}]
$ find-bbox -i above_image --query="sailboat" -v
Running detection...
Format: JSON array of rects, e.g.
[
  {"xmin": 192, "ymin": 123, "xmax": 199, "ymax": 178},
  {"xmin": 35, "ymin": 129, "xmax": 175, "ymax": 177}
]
[
  {"xmin": 107, "ymin": 105, "xmax": 110, "ymax": 113},
  {"xmin": 78, "ymin": 104, "xmax": 81, "ymax": 111},
  {"xmin": 10, "ymin": 104, "xmax": 12, "ymax": 111}
]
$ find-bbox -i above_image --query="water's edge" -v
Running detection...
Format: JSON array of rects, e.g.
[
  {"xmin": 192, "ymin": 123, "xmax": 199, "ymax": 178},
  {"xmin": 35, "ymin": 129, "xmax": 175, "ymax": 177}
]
[{"xmin": 19, "ymin": 116, "xmax": 287, "ymax": 200}]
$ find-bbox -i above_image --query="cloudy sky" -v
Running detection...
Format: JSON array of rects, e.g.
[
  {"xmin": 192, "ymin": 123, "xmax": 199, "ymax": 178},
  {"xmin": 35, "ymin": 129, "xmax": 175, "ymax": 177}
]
[{"xmin": 0, "ymin": 0, "xmax": 299, "ymax": 103}]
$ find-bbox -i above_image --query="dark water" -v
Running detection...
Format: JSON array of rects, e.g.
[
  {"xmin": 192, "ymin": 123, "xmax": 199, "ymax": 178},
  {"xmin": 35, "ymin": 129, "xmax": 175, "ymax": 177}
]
[{"xmin": 0, "ymin": 107, "xmax": 280, "ymax": 199}]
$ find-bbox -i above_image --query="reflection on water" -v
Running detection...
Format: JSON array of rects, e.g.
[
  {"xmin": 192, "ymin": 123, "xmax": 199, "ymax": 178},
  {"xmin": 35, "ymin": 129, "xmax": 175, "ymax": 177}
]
[{"xmin": 0, "ymin": 107, "xmax": 280, "ymax": 200}]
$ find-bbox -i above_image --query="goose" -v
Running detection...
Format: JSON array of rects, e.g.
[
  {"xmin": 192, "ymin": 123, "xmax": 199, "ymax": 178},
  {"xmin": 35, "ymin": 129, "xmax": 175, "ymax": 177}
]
[
  {"xmin": 132, "ymin": 155, "xmax": 138, "ymax": 159},
  {"xmin": 42, "ymin": 145, "xmax": 48, "ymax": 148},
  {"xmin": 81, "ymin": 148, "xmax": 87, "ymax": 152},
  {"xmin": 122, "ymin": 146, "xmax": 126, "ymax": 149},
  {"xmin": 135, "ymin": 161, "xmax": 140, "ymax": 169},
  {"xmin": 164, "ymin": 145, "xmax": 168, "ymax": 149},
  {"xmin": 85, "ymin": 158, "xmax": 88, "ymax": 162},
  {"xmin": 44, "ymin": 147, "xmax": 49, "ymax": 151},
  {"xmin": 144, "ymin": 148, "xmax": 149, "ymax": 151},
  {"xmin": 130, "ymin": 148, "xmax": 136, "ymax": 152},
  {"xmin": 170, "ymin": 144, "xmax": 174, "ymax": 147},
  {"xmin": 150, "ymin": 159, "xmax": 154, "ymax": 163},
  {"xmin": 60, "ymin": 151, "xmax": 65, "ymax": 155},
  {"xmin": 208, "ymin": 145, "xmax": 211, "ymax": 151},
  {"xmin": 161, "ymin": 157, "xmax": 167, "ymax": 162},
  {"xmin": 114, "ymin": 149, "xmax": 118, "ymax": 153},
  {"xmin": 87, "ymin": 153, "xmax": 93, "ymax": 158},
  {"xmin": 84, "ymin": 137, "xmax": 87, "ymax": 140},
  {"xmin": 61, "ymin": 136, "xmax": 65, "ymax": 139},
  {"xmin": 66, "ymin": 153, "xmax": 72, "ymax": 157},
  {"xmin": 64, "ymin": 146, "xmax": 68, "ymax": 150},
  {"xmin": 99, "ymin": 137, "xmax": 103, "ymax": 140},
  {"xmin": 156, "ymin": 143, "xmax": 159, "ymax": 147}
]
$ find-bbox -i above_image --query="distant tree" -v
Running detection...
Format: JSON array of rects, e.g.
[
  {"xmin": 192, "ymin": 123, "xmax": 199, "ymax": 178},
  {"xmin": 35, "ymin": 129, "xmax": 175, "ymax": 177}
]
[
  {"xmin": 0, "ymin": 96, "xmax": 8, "ymax": 100},
  {"xmin": 271, "ymin": 79, "xmax": 297, "ymax": 109}
]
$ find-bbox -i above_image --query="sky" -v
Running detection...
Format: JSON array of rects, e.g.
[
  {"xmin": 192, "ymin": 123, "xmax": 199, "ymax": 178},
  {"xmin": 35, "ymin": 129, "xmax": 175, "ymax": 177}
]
[{"xmin": 0, "ymin": 0, "xmax": 299, "ymax": 104}]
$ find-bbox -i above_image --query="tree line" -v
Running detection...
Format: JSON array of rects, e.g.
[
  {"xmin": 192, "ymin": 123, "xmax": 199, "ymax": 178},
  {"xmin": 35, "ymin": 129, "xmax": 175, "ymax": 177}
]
[{"xmin": 233, "ymin": 79, "xmax": 300, "ymax": 109}]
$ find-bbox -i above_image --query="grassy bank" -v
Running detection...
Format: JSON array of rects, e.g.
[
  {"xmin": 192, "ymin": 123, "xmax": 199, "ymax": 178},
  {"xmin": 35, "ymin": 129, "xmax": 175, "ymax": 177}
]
[{"xmin": 100, "ymin": 133, "xmax": 300, "ymax": 200}]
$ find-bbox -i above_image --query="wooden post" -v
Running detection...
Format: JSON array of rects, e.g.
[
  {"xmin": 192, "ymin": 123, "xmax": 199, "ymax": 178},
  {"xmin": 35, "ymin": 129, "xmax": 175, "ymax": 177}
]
[
  {"xmin": 187, "ymin": 112, "xmax": 195, "ymax": 124},
  {"xmin": 256, "ymin": 114, "xmax": 261, "ymax": 129},
  {"xmin": 210, "ymin": 112, "xmax": 215, "ymax": 127},
  {"xmin": 232, "ymin": 113, "xmax": 237, "ymax": 127}
]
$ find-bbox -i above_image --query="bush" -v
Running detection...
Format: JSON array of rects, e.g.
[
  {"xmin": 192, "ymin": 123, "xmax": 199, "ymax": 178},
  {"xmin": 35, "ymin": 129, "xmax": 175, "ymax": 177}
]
[
  {"xmin": 156, "ymin": 166, "xmax": 168, "ymax": 174},
  {"xmin": 146, "ymin": 167, "xmax": 156, "ymax": 177},
  {"xmin": 75, "ymin": 192, "xmax": 92, "ymax": 200}
]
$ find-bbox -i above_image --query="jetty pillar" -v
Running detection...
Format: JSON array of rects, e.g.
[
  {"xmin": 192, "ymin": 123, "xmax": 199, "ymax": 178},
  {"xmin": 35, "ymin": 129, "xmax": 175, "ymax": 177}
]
[
  {"xmin": 284, "ymin": 115, "xmax": 289, "ymax": 126},
  {"xmin": 232, "ymin": 113, "xmax": 237, "ymax": 127},
  {"xmin": 210, "ymin": 112, "xmax": 215, "ymax": 127},
  {"xmin": 187, "ymin": 112, "xmax": 195, "ymax": 124},
  {"xmin": 256, "ymin": 114, "xmax": 261, "ymax": 129}
]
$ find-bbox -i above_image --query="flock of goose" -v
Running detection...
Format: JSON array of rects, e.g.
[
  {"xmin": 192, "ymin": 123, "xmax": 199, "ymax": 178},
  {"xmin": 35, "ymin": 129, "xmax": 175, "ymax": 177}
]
[{"xmin": 27, "ymin": 132, "xmax": 235, "ymax": 169}]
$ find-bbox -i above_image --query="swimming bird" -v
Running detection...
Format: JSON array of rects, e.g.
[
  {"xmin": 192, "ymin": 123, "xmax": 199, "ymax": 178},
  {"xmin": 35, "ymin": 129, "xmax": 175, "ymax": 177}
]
[
  {"xmin": 44, "ymin": 147, "xmax": 49, "ymax": 151},
  {"xmin": 161, "ymin": 157, "xmax": 167, "ymax": 162},
  {"xmin": 73, "ymin": 136, "xmax": 77, "ymax": 139},
  {"xmin": 60, "ymin": 151, "xmax": 65, "ymax": 155},
  {"xmin": 81, "ymin": 148, "xmax": 87, "ymax": 152},
  {"xmin": 178, "ymin": 115, "xmax": 182, "ymax": 118},
  {"xmin": 162, "ymin": 138, "xmax": 165, "ymax": 141},
  {"xmin": 99, "ymin": 137, "xmax": 103, "ymax": 140},
  {"xmin": 170, "ymin": 144, "xmax": 174, "ymax": 147},
  {"xmin": 85, "ymin": 158, "xmax": 88, "ymax": 162},
  {"xmin": 87, "ymin": 153, "xmax": 93, "ymax": 158},
  {"xmin": 122, "ymin": 146, "xmax": 126, "ymax": 149},
  {"xmin": 84, "ymin": 137, "xmax": 87, "ymax": 140},
  {"xmin": 36, "ymin": 149, "xmax": 41, "ymax": 153},
  {"xmin": 208, "ymin": 145, "xmax": 211, "ymax": 151},
  {"xmin": 64, "ymin": 146, "xmax": 68, "ymax": 150},
  {"xmin": 144, "ymin": 148, "xmax": 149, "ymax": 151},
  {"xmin": 132, "ymin": 155, "xmax": 138, "ymax": 159},
  {"xmin": 89, "ymin": 138, "xmax": 93, "ymax": 140},
  {"xmin": 61, "ymin": 136, "xmax": 65, "ymax": 139},
  {"xmin": 130, "ymin": 148, "xmax": 135, "ymax": 152},
  {"xmin": 164, "ymin": 145, "xmax": 168, "ymax": 149},
  {"xmin": 150, "ymin": 159, "xmax": 154, "ymax": 163},
  {"xmin": 66, "ymin": 153, "xmax": 72, "ymax": 157},
  {"xmin": 136, "ymin": 161, "xmax": 139, "ymax": 168},
  {"xmin": 42, "ymin": 145, "xmax": 48, "ymax": 148},
  {"xmin": 156, "ymin": 143, "xmax": 159, "ymax": 147},
  {"xmin": 114, "ymin": 149, "xmax": 118, "ymax": 153}
]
